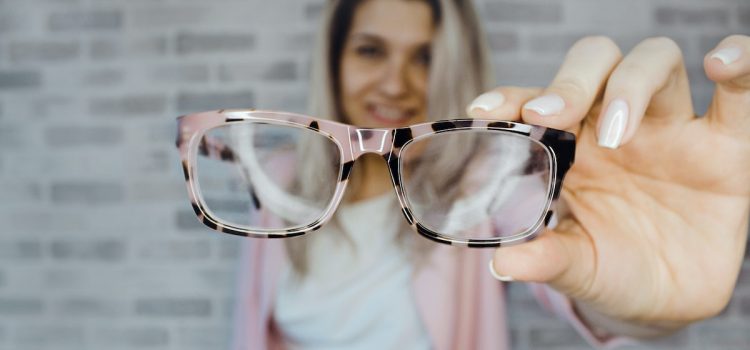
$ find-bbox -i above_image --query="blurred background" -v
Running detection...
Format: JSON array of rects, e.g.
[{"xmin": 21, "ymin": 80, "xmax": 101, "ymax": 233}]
[{"xmin": 0, "ymin": 0, "xmax": 748, "ymax": 349}]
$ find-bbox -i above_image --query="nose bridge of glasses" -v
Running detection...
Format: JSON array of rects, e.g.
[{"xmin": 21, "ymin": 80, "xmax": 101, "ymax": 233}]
[{"xmin": 352, "ymin": 128, "xmax": 392, "ymax": 159}]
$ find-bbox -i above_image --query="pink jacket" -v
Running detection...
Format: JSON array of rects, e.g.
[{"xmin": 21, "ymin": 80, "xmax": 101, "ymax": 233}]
[{"xmin": 230, "ymin": 237, "xmax": 632, "ymax": 349}]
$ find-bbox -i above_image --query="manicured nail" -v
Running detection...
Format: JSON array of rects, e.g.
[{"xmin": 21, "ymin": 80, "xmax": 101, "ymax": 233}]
[
  {"xmin": 467, "ymin": 91, "xmax": 505, "ymax": 114},
  {"xmin": 598, "ymin": 99, "xmax": 629, "ymax": 149},
  {"xmin": 523, "ymin": 94, "xmax": 565, "ymax": 116},
  {"xmin": 710, "ymin": 46, "xmax": 742, "ymax": 65},
  {"xmin": 488, "ymin": 259, "xmax": 514, "ymax": 282}
]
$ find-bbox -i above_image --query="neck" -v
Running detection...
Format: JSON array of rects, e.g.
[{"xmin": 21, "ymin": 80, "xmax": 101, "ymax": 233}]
[{"xmin": 348, "ymin": 154, "xmax": 393, "ymax": 202}]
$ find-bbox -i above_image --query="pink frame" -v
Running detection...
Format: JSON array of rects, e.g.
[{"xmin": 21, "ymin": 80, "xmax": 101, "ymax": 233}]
[{"xmin": 176, "ymin": 109, "xmax": 576, "ymax": 248}]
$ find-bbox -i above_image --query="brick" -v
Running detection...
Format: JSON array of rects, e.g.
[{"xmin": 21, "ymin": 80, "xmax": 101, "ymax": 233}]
[
  {"xmin": 0, "ymin": 298, "xmax": 44, "ymax": 315},
  {"xmin": 135, "ymin": 298, "xmax": 211, "ymax": 317},
  {"xmin": 91, "ymin": 327, "xmax": 169, "ymax": 347},
  {"xmin": 176, "ymin": 209, "xmax": 205, "ymax": 231},
  {"xmin": 654, "ymin": 7, "xmax": 729, "ymax": 26},
  {"xmin": 219, "ymin": 61, "xmax": 297, "ymax": 82},
  {"xmin": 528, "ymin": 33, "xmax": 587, "ymax": 54},
  {"xmin": 740, "ymin": 294, "xmax": 750, "ymax": 315},
  {"xmin": 55, "ymin": 298, "xmax": 120, "ymax": 317},
  {"xmin": 486, "ymin": 31, "xmax": 519, "ymax": 52},
  {"xmin": 130, "ymin": 180, "xmax": 185, "ymax": 202},
  {"xmin": 89, "ymin": 94, "xmax": 167, "ymax": 117},
  {"xmin": 83, "ymin": 69, "xmax": 124, "ymax": 87},
  {"xmin": 494, "ymin": 60, "xmax": 558, "ymax": 87},
  {"xmin": 45, "ymin": 125, "xmax": 123, "ymax": 147},
  {"xmin": 0, "ymin": 71, "xmax": 41, "ymax": 89},
  {"xmin": 149, "ymin": 64, "xmax": 210, "ymax": 84},
  {"xmin": 14, "ymin": 325, "xmax": 85, "ymax": 347},
  {"xmin": 696, "ymin": 326, "xmax": 750, "ymax": 348},
  {"xmin": 48, "ymin": 10, "xmax": 123, "ymax": 31},
  {"xmin": 50, "ymin": 181, "xmax": 124, "ymax": 205},
  {"xmin": 9, "ymin": 41, "xmax": 80, "ymax": 63},
  {"xmin": 177, "ymin": 327, "xmax": 230, "ymax": 349},
  {"xmin": 529, "ymin": 326, "xmax": 588, "ymax": 348},
  {"xmin": 0, "ymin": 241, "xmax": 42, "ymax": 260},
  {"xmin": 484, "ymin": 2, "xmax": 562, "ymax": 23},
  {"xmin": 50, "ymin": 239, "xmax": 126, "ymax": 261},
  {"xmin": 305, "ymin": 2, "xmax": 325, "ymax": 21},
  {"xmin": 0, "ymin": 125, "xmax": 28, "ymax": 149},
  {"xmin": 128, "ymin": 149, "xmax": 171, "ymax": 173},
  {"xmin": 176, "ymin": 32, "xmax": 255, "ymax": 55},
  {"xmin": 218, "ymin": 239, "xmax": 240, "ymax": 260},
  {"xmin": 10, "ymin": 210, "xmax": 88, "ymax": 232},
  {"xmin": 741, "ymin": 7, "xmax": 750, "ymax": 27},
  {"xmin": 90, "ymin": 36, "xmax": 168, "ymax": 60},
  {"xmin": 137, "ymin": 240, "xmax": 211, "ymax": 260},
  {"xmin": 176, "ymin": 91, "xmax": 254, "ymax": 114},
  {"xmin": 131, "ymin": 6, "xmax": 204, "ymax": 28}
]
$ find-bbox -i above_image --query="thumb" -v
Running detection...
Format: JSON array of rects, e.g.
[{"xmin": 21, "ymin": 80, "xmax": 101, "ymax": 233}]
[
  {"xmin": 703, "ymin": 34, "xmax": 750, "ymax": 134},
  {"xmin": 490, "ymin": 222, "xmax": 596, "ymax": 297}
]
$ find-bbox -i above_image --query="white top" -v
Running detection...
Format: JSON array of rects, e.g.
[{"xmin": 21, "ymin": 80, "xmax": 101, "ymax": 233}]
[{"xmin": 274, "ymin": 194, "xmax": 432, "ymax": 350}]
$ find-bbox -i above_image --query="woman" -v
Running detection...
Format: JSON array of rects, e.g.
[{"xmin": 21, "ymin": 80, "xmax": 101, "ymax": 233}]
[{"xmin": 229, "ymin": 0, "xmax": 750, "ymax": 348}]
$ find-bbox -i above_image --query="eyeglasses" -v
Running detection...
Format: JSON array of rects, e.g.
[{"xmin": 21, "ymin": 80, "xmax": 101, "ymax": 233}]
[{"xmin": 176, "ymin": 109, "xmax": 575, "ymax": 248}]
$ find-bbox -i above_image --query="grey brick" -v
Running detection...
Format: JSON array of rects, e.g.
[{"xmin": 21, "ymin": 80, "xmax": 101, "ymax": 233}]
[
  {"xmin": 654, "ymin": 7, "xmax": 729, "ymax": 26},
  {"xmin": 130, "ymin": 180, "xmax": 185, "ymax": 202},
  {"xmin": 176, "ymin": 209, "xmax": 205, "ymax": 231},
  {"xmin": 137, "ymin": 240, "xmax": 211, "ymax": 260},
  {"xmin": 0, "ymin": 125, "xmax": 28, "ymax": 149},
  {"xmin": 0, "ymin": 241, "xmax": 42, "ymax": 259},
  {"xmin": 486, "ymin": 31, "xmax": 520, "ymax": 52},
  {"xmin": 218, "ymin": 239, "xmax": 240, "ymax": 260},
  {"xmin": 14, "ymin": 325, "xmax": 85, "ymax": 347},
  {"xmin": 219, "ymin": 61, "xmax": 297, "ymax": 82},
  {"xmin": 131, "ymin": 6, "xmax": 204, "ymax": 28},
  {"xmin": 149, "ymin": 64, "xmax": 210, "ymax": 84},
  {"xmin": 50, "ymin": 239, "xmax": 126, "ymax": 261},
  {"xmin": 176, "ymin": 91, "xmax": 254, "ymax": 114},
  {"xmin": 83, "ymin": 69, "xmax": 124, "ymax": 87},
  {"xmin": 0, "ymin": 71, "xmax": 41, "ymax": 89},
  {"xmin": 50, "ymin": 181, "xmax": 124, "ymax": 204},
  {"xmin": 177, "ymin": 327, "xmax": 231, "ymax": 349},
  {"xmin": 45, "ymin": 125, "xmax": 123, "ymax": 147},
  {"xmin": 135, "ymin": 298, "xmax": 211, "ymax": 317},
  {"xmin": 305, "ymin": 2, "xmax": 324, "ymax": 21},
  {"xmin": 741, "ymin": 7, "xmax": 750, "ymax": 27},
  {"xmin": 128, "ymin": 149, "xmax": 171, "ymax": 173},
  {"xmin": 10, "ymin": 210, "xmax": 88, "ymax": 232},
  {"xmin": 0, "ymin": 297, "xmax": 44, "ymax": 315},
  {"xmin": 48, "ymin": 10, "xmax": 122, "ymax": 31},
  {"xmin": 696, "ymin": 326, "xmax": 750, "ymax": 348},
  {"xmin": 528, "ymin": 33, "xmax": 587, "ymax": 54},
  {"xmin": 89, "ymin": 94, "xmax": 167, "ymax": 117},
  {"xmin": 176, "ymin": 32, "xmax": 255, "ymax": 55},
  {"xmin": 91, "ymin": 327, "xmax": 169, "ymax": 347},
  {"xmin": 740, "ymin": 294, "xmax": 750, "ymax": 315},
  {"xmin": 9, "ymin": 41, "xmax": 79, "ymax": 63},
  {"xmin": 90, "ymin": 36, "xmax": 168, "ymax": 60},
  {"xmin": 529, "ymin": 326, "xmax": 588, "ymax": 348},
  {"xmin": 484, "ymin": 2, "xmax": 562, "ymax": 23},
  {"xmin": 55, "ymin": 298, "xmax": 120, "ymax": 317}
]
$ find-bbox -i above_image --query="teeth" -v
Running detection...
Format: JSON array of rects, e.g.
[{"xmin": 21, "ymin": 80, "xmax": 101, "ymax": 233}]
[{"xmin": 374, "ymin": 105, "xmax": 405, "ymax": 120}]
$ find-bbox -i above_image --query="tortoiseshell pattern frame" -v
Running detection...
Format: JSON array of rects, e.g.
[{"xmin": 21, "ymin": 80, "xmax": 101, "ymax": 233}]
[{"xmin": 176, "ymin": 109, "xmax": 575, "ymax": 248}]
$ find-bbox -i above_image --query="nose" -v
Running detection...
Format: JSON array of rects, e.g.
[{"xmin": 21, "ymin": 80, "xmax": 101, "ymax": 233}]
[{"xmin": 379, "ymin": 57, "xmax": 409, "ymax": 97}]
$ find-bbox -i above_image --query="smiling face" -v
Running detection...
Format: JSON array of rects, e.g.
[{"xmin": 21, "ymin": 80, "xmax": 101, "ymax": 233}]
[{"xmin": 338, "ymin": 0, "xmax": 434, "ymax": 128}]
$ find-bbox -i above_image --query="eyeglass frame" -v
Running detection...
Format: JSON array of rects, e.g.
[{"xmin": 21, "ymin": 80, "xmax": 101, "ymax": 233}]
[{"xmin": 176, "ymin": 109, "xmax": 575, "ymax": 248}]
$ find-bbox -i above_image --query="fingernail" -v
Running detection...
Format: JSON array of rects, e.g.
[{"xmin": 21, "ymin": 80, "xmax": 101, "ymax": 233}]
[
  {"xmin": 488, "ymin": 259, "xmax": 514, "ymax": 282},
  {"xmin": 598, "ymin": 99, "xmax": 629, "ymax": 149},
  {"xmin": 710, "ymin": 46, "xmax": 742, "ymax": 65},
  {"xmin": 467, "ymin": 91, "xmax": 505, "ymax": 114},
  {"xmin": 523, "ymin": 94, "xmax": 565, "ymax": 116}
]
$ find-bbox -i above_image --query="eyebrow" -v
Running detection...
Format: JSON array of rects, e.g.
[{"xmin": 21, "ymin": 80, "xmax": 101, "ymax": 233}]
[{"xmin": 348, "ymin": 32, "xmax": 431, "ymax": 49}]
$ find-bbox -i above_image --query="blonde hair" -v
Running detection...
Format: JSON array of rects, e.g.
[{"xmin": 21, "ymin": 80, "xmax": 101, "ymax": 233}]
[{"xmin": 287, "ymin": 0, "xmax": 495, "ymax": 276}]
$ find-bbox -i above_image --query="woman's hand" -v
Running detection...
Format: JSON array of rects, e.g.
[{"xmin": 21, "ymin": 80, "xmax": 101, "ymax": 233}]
[{"xmin": 470, "ymin": 35, "xmax": 750, "ymax": 331}]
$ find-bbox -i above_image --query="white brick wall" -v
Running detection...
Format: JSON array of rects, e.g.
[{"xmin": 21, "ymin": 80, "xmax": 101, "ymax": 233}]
[{"xmin": 0, "ymin": 0, "xmax": 748, "ymax": 348}]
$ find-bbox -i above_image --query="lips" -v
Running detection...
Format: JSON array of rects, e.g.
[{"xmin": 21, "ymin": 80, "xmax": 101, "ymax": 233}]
[{"xmin": 366, "ymin": 103, "xmax": 417, "ymax": 127}]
